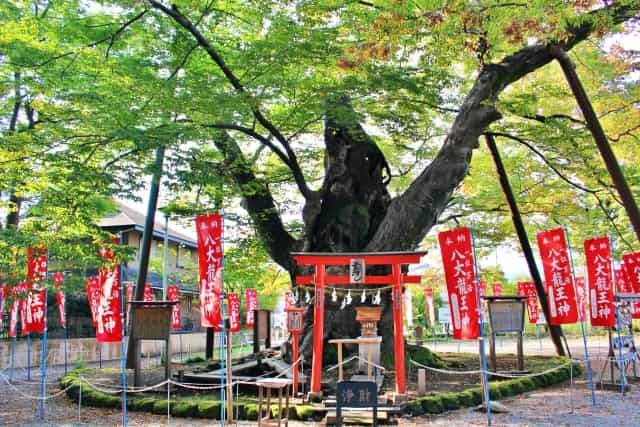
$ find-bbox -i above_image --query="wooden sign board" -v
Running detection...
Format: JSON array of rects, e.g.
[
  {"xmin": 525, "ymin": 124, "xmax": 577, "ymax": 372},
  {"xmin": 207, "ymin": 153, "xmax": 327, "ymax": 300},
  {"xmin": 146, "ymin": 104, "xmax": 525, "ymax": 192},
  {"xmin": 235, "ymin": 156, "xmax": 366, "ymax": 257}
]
[
  {"xmin": 487, "ymin": 299, "xmax": 525, "ymax": 333},
  {"xmin": 130, "ymin": 305, "xmax": 172, "ymax": 340},
  {"xmin": 336, "ymin": 380, "xmax": 377, "ymax": 427}
]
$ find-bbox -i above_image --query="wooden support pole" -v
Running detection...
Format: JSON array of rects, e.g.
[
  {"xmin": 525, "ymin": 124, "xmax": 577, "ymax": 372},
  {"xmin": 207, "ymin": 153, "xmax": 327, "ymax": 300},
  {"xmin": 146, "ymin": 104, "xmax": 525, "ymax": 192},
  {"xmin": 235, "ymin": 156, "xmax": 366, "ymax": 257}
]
[
  {"xmin": 551, "ymin": 45, "xmax": 640, "ymax": 243},
  {"xmin": 485, "ymin": 134, "xmax": 567, "ymax": 357}
]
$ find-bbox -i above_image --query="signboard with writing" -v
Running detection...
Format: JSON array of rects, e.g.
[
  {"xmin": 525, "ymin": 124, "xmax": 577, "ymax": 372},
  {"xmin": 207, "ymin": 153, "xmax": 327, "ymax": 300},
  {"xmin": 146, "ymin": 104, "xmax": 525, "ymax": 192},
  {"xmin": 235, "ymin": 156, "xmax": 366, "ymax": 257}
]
[
  {"xmin": 486, "ymin": 298, "xmax": 525, "ymax": 333},
  {"xmin": 336, "ymin": 380, "xmax": 378, "ymax": 427}
]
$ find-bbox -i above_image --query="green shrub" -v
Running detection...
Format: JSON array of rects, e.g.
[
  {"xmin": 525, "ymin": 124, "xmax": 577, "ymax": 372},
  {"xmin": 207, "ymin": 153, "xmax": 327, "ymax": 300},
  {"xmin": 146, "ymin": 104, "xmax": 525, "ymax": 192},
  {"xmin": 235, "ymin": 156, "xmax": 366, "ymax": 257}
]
[
  {"xmin": 408, "ymin": 400, "xmax": 424, "ymax": 415},
  {"xmin": 245, "ymin": 403, "xmax": 259, "ymax": 420},
  {"xmin": 198, "ymin": 401, "xmax": 221, "ymax": 418},
  {"xmin": 185, "ymin": 355, "xmax": 205, "ymax": 364},
  {"xmin": 440, "ymin": 393, "xmax": 461, "ymax": 410},
  {"xmin": 172, "ymin": 400, "xmax": 199, "ymax": 417},
  {"xmin": 420, "ymin": 396, "xmax": 444, "ymax": 413},
  {"xmin": 520, "ymin": 378, "xmax": 536, "ymax": 392},
  {"xmin": 152, "ymin": 399, "xmax": 174, "ymax": 415},
  {"xmin": 131, "ymin": 397, "xmax": 156, "ymax": 412},
  {"xmin": 498, "ymin": 382, "xmax": 513, "ymax": 398},
  {"xmin": 295, "ymin": 405, "xmax": 314, "ymax": 420},
  {"xmin": 408, "ymin": 345, "xmax": 447, "ymax": 369},
  {"xmin": 233, "ymin": 403, "xmax": 246, "ymax": 420},
  {"xmin": 457, "ymin": 390, "xmax": 476, "ymax": 407},
  {"xmin": 468, "ymin": 387, "xmax": 484, "ymax": 405},
  {"xmin": 488, "ymin": 384, "xmax": 502, "ymax": 400}
]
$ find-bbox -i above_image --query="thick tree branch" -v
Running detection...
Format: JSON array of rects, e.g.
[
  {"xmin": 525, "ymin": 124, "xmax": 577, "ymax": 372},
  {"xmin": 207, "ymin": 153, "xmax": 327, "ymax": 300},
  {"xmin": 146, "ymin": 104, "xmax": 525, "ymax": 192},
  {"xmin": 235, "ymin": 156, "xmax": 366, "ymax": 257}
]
[
  {"xmin": 366, "ymin": 3, "xmax": 639, "ymax": 251},
  {"xmin": 212, "ymin": 131, "xmax": 298, "ymax": 268},
  {"xmin": 147, "ymin": 1, "xmax": 314, "ymax": 199}
]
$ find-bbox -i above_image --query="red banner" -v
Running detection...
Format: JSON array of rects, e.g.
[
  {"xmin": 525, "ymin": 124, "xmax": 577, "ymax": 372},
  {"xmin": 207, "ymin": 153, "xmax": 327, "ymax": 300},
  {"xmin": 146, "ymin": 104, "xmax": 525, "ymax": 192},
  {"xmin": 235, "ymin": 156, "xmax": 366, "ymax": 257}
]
[
  {"xmin": 492, "ymin": 283, "xmax": 502, "ymax": 297},
  {"xmin": 537, "ymin": 228, "xmax": 578, "ymax": 325},
  {"xmin": 245, "ymin": 289, "xmax": 258, "ymax": 328},
  {"xmin": 53, "ymin": 273, "xmax": 66, "ymax": 328},
  {"xmin": 574, "ymin": 276, "xmax": 588, "ymax": 322},
  {"xmin": 621, "ymin": 252, "xmax": 640, "ymax": 319},
  {"xmin": 438, "ymin": 227, "xmax": 480, "ymax": 340},
  {"xmin": 9, "ymin": 283, "xmax": 28, "ymax": 337},
  {"xmin": 168, "ymin": 285, "xmax": 181, "ymax": 330},
  {"xmin": 196, "ymin": 213, "xmax": 223, "ymax": 330},
  {"xmin": 585, "ymin": 237, "xmax": 615, "ymax": 327},
  {"xmin": 9, "ymin": 300, "xmax": 19, "ymax": 338},
  {"xmin": 615, "ymin": 266, "xmax": 640, "ymax": 318},
  {"xmin": 517, "ymin": 281, "xmax": 539, "ymax": 324},
  {"xmin": 284, "ymin": 291, "xmax": 295, "ymax": 308},
  {"xmin": 478, "ymin": 280, "xmax": 487, "ymax": 297},
  {"xmin": 126, "ymin": 283, "xmax": 134, "ymax": 304},
  {"xmin": 25, "ymin": 289, "xmax": 47, "ymax": 334},
  {"xmin": 85, "ymin": 276, "xmax": 101, "ymax": 326},
  {"xmin": 27, "ymin": 247, "xmax": 48, "ymax": 283},
  {"xmin": 143, "ymin": 283, "xmax": 153, "ymax": 302},
  {"xmin": 0, "ymin": 284, "xmax": 6, "ymax": 329},
  {"xmin": 228, "ymin": 293, "xmax": 241, "ymax": 333},
  {"xmin": 96, "ymin": 270, "xmax": 122, "ymax": 343},
  {"xmin": 424, "ymin": 287, "xmax": 435, "ymax": 326}
]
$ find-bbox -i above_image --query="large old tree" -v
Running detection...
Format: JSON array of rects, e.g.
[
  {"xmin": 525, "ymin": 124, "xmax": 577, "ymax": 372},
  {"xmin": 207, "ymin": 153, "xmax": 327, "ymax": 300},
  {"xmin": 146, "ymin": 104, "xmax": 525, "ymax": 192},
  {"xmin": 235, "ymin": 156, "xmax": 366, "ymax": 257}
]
[{"xmin": 1, "ymin": 1, "xmax": 639, "ymax": 358}]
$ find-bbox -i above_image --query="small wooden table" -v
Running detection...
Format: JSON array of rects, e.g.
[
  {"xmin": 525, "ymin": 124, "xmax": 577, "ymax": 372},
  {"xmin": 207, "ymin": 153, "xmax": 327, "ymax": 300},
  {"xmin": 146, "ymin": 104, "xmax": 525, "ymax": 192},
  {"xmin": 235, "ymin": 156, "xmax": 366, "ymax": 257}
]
[{"xmin": 257, "ymin": 378, "xmax": 293, "ymax": 426}]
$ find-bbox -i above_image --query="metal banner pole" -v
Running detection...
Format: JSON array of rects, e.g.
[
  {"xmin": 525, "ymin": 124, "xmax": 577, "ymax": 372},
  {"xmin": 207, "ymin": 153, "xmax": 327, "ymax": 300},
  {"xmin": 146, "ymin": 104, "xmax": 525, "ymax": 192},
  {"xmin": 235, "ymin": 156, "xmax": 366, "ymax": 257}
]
[
  {"xmin": 219, "ymin": 210, "xmax": 226, "ymax": 426},
  {"xmin": 565, "ymin": 227, "xmax": 596, "ymax": 405},
  {"xmin": 27, "ymin": 333, "xmax": 31, "ymax": 380},
  {"xmin": 39, "ymin": 290, "xmax": 48, "ymax": 419},
  {"xmin": 119, "ymin": 233, "xmax": 128, "ymax": 426},
  {"xmin": 10, "ymin": 336, "xmax": 16, "ymax": 383},
  {"xmin": 471, "ymin": 228, "xmax": 492, "ymax": 426},
  {"xmin": 610, "ymin": 235, "xmax": 627, "ymax": 395}
]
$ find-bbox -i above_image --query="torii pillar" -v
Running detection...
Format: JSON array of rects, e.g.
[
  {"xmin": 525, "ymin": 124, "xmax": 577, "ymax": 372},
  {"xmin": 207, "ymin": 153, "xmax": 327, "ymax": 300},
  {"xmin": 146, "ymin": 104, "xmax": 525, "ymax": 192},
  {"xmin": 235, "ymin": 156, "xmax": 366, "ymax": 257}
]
[{"xmin": 292, "ymin": 251, "xmax": 425, "ymax": 398}]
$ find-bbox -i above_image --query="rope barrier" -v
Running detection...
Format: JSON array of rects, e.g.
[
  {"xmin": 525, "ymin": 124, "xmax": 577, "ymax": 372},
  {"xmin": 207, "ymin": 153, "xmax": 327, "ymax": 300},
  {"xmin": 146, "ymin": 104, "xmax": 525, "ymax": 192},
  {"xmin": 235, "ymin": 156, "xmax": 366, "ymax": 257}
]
[
  {"xmin": 0, "ymin": 372, "xmax": 75, "ymax": 401},
  {"xmin": 409, "ymin": 358, "xmax": 574, "ymax": 379}
]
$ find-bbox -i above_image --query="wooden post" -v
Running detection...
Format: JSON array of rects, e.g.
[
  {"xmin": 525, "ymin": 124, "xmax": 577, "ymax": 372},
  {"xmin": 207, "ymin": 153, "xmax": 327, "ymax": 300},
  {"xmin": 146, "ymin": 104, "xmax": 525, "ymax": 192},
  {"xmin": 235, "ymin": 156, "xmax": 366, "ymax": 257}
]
[
  {"xmin": 292, "ymin": 332, "xmax": 300, "ymax": 395},
  {"xmin": 417, "ymin": 369, "xmax": 426, "ymax": 395},
  {"xmin": 517, "ymin": 332, "xmax": 524, "ymax": 372},
  {"xmin": 551, "ymin": 46, "xmax": 640, "ymax": 243},
  {"xmin": 485, "ymin": 134, "xmax": 567, "ymax": 357},
  {"xmin": 206, "ymin": 328, "xmax": 214, "ymax": 359},
  {"xmin": 337, "ymin": 342, "xmax": 343, "ymax": 382},
  {"xmin": 489, "ymin": 333, "xmax": 497, "ymax": 374},
  {"xmin": 311, "ymin": 265, "xmax": 325, "ymax": 395}
]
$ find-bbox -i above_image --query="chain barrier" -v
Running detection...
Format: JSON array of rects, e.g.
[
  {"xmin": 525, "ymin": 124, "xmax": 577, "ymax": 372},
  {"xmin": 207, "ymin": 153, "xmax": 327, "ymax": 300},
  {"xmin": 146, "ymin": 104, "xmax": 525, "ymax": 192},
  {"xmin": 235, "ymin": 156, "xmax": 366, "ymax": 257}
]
[{"xmin": 409, "ymin": 358, "xmax": 574, "ymax": 379}]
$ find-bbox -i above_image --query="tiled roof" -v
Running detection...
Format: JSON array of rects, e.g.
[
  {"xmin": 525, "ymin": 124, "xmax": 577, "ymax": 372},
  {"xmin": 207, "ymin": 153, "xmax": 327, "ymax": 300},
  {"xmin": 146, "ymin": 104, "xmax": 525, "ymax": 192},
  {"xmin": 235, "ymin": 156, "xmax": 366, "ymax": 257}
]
[{"xmin": 98, "ymin": 202, "xmax": 197, "ymax": 248}]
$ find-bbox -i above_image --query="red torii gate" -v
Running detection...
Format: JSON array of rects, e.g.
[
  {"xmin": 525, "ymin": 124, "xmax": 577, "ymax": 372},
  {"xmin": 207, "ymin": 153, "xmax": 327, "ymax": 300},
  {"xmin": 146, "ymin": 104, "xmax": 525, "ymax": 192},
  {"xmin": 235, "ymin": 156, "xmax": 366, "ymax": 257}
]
[{"xmin": 292, "ymin": 251, "xmax": 426, "ymax": 396}]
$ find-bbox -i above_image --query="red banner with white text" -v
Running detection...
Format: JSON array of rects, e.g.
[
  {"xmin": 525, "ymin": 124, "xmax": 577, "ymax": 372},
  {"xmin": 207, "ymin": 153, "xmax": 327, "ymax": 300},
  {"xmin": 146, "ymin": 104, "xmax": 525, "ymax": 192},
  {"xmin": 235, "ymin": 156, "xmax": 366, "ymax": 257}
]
[
  {"xmin": 284, "ymin": 291, "xmax": 295, "ymax": 309},
  {"xmin": 621, "ymin": 252, "xmax": 640, "ymax": 319},
  {"xmin": 168, "ymin": 285, "xmax": 181, "ymax": 330},
  {"xmin": 585, "ymin": 237, "xmax": 614, "ymax": 327},
  {"xmin": 574, "ymin": 276, "xmax": 588, "ymax": 322},
  {"xmin": 615, "ymin": 267, "xmax": 639, "ymax": 318},
  {"xmin": 0, "ymin": 284, "xmax": 6, "ymax": 329},
  {"xmin": 25, "ymin": 288, "xmax": 46, "ymax": 334},
  {"xmin": 537, "ymin": 228, "xmax": 578, "ymax": 325},
  {"xmin": 53, "ymin": 273, "xmax": 66, "ymax": 328},
  {"xmin": 424, "ymin": 287, "xmax": 436, "ymax": 326},
  {"xmin": 143, "ymin": 283, "xmax": 153, "ymax": 302},
  {"xmin": 517, "ymin": 281, "xmax": 539, "ymax": 324},
  {"xmin": 492, "ymin": 283, "xmax": 502, "ymax": 297},
  {"xmin": 96, "ymin": 271, "xmax": 122, "ymax": 342},
  {"xmin": 86, "ymin": 276, "xmax": 101, "ymax": 327},
  {"xmin": 27, "ymin": 247, "xmax": 48, "ymax": 284},
  {"xmin": 245, "ymin": 289, "xmax": 258, "ymax": 328},
  {"xmin": 228, "ymin": 293, "xmax": 241, "ymax": 333},
  {"xmin": 438, "ymin": 227, "xmax": 480, "ymax": 340},
  {"xmin": 196, "ymin": 213, "xmax": 223, "ymax": 330}
]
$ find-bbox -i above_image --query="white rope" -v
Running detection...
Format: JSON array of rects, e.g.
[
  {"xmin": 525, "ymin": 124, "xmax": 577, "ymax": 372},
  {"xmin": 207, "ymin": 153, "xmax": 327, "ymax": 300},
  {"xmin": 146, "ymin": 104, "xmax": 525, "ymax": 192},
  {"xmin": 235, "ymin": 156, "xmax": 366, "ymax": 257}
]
[
  {"xmin": 326, "ymin": 355, "xmax": 386, "ymax": 373},
  {"xmin": 0, "ymin": 372, "xmax": 75, "ymax": 401},
  {"xmin": 409, "ymin": 358, "xmax": 574, "ymax": 378}
]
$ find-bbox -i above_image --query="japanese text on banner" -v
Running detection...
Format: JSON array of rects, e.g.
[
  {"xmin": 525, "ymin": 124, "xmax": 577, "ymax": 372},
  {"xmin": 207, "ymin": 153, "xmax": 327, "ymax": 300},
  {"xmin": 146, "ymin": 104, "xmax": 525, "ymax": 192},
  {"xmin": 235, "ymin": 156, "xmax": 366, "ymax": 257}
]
[
  {"xmin": 168, "ymin": 285, "xmax": 181, "ymax": 330},
  {"xmin": 228, "ymin": 293, "xmax": 241, "ymax": 333},
  {"xmin": 196, "ymin": 213, "xmax": 223, "ymax": 330},
  {"xmin": 536, "ymin": 228, "xmax": 578, "ymax": 325},
  {"xmin": 574, "ymin": 277, "xmax": 588, "ymax": 322},
  {"xmin": 245, "ymin": 289, "xmax": 258, "ymax": 328},
  {"xmin": 621, "ymin": 252, "xmax": 640, "ymax": 319},
  {"xmin": 517, "ymin": 281, "xmax": 539, "ymax": 324},
  {"xmin": 584, "ymin": 237, "xmax": 614, "ymax": 327},
  {"xmin": 438, "ymin": 227, "xmax": 480, "ymax": 340}
]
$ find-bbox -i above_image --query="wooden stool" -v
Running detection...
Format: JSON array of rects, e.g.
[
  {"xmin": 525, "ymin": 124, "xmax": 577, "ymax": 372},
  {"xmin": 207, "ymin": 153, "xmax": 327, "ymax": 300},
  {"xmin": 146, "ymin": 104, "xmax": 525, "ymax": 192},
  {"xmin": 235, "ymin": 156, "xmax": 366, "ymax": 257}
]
[{"xmin": 257, "ymin": 378, "xmax": 292, "ymax": 426}]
